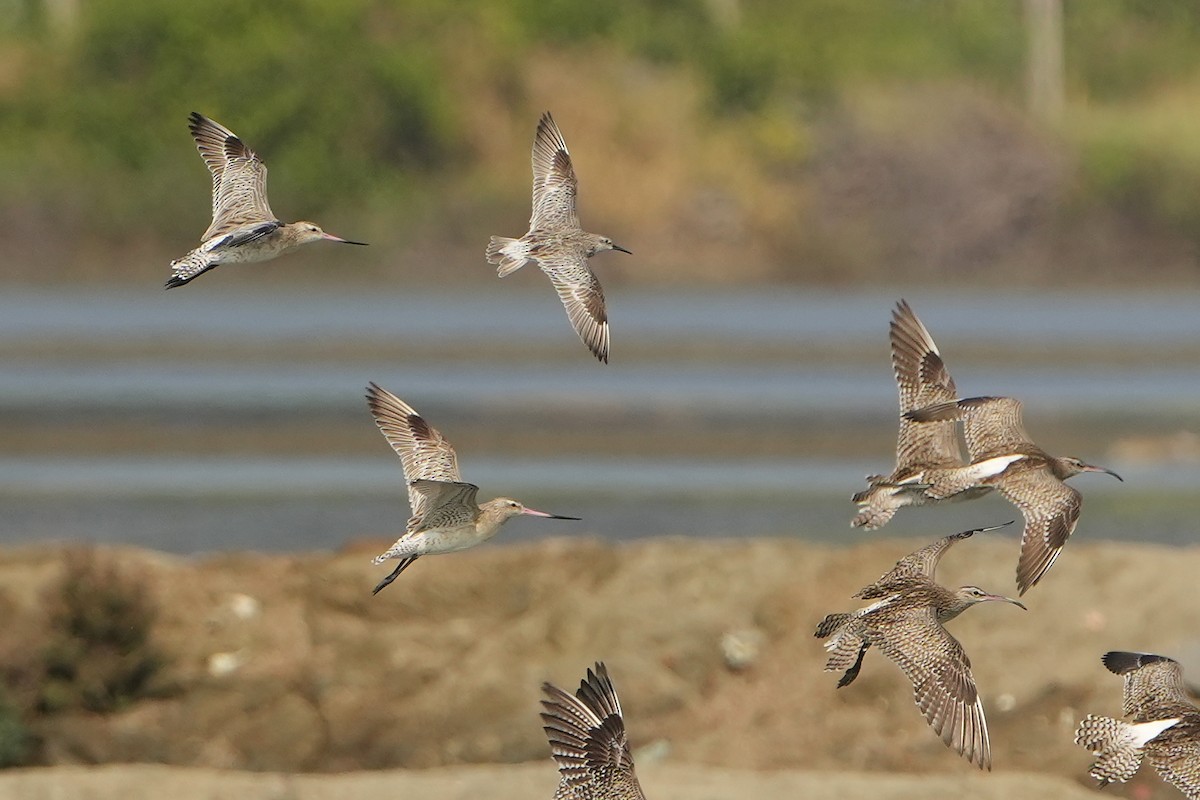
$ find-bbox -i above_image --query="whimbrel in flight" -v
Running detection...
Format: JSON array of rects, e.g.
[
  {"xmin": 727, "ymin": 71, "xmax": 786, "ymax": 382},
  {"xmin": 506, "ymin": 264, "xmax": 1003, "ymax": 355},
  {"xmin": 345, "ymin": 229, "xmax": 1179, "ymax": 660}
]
[
  {"xmin": 1075, "ymin": 651, "xmax": 1200, "ymax": 798},
  {"xmin": 905, "ymin": 395, "xmax": 1121, "ymax": 594},
  {"xmin": 541, "ymin": 662, "xmax": 647, "ymax": 800},
  {"xmin": 815, "ymin": 523, "xmax": 1026, "ymax": 770},
  {"xmin": 364, "ymin": 382, "xmax": 579, "ymax": 594},
  {"xmin": 853, "ymin": 300, "xmax": 990, "ymax": 529},
  {"xmin": 166, "ymin": 112, "xmax": 366, "ymax": 288},
  {"xmin": 487, "ymin": 112, "xmax": 631, "ymax": 363}
]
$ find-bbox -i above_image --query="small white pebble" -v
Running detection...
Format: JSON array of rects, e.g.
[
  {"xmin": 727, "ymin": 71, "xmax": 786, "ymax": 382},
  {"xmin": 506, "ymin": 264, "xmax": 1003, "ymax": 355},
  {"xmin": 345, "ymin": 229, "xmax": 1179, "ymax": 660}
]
[
  {"xmin": 207, "ymin": 651, "xmax": 243, "ymax": 678},
  {"xmin": 720, "ymin": 628, "xmax": 766, "ymax": 670},
  {"xmin": 228, "ymin": 593, "xmax": 261, "ymax": 620},
  {"xmin": 995, "ymin": 693, "xmax": 1016, "ymax": 712}
]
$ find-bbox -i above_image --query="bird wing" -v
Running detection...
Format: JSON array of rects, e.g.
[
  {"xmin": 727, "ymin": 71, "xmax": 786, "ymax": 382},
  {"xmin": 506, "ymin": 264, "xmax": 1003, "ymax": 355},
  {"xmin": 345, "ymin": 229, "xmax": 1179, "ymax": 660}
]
[
  {"xmin": 890, "ymin": 300, "xmax": 963, "ymax": 469},
  {"xmin": 364, "ymin": 383, "xmax": 462, "ymax": 518},
  {"xmin": 906, "ymin": 396, "xmax": 1033, "ymax": 460},
  {"xmin": 187, "ymin": 111, "xmax": 234, "ymax": 212},
  {"xmin": 1151, "ymin": 722, "xmax": 1200, "ymax": 800},
  {"xmin": 957, "ymin": 396, "xmax": 1033, "ymax": 459},
  {"xmin": 406, "ymin": 479, "xmax": 480, "ymax": 533},
  {"xmin": 529, "ymin": 112, "xmax": 580, "ymax": 232},
  {"xmin": 187, "ymin": 113, "xmax": 277, "ymax": 241},
  {"xmin": 997, "ymin": 466, "xmax": 1081, "ymax": 594},
  {"xmin": 542, "ymin": 256, "xmax": 610, "ymax": 363},
  {"xmin": 870, "ymin": 603, "xmax": 992, "ymax": 770},
  {"xmin": 1103, "ymin": 652, "xmax": 1198, "ymax": 721},
  {"xmin": 854, "ymin": 523, "xmax": 1010, "ymax": 599},
  {"xmin": 541, "ymin": 662, "xmax": 645, "ymax": 800}
]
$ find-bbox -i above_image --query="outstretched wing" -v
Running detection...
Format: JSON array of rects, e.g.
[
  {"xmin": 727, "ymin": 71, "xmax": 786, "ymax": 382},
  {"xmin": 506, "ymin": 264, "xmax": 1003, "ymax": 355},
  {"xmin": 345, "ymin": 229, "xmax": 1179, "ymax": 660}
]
[
  {"xmin": 869, "ymin": 603, "xmax": 992, "ymax": 770},
  {"xmin": 855, "ymin": 523, "xmax": 1012, "ymax": 599},
  {"xmin": 1103, "ymin": 651, "xmax": 1199, "ymax": 721},
  {"xmin": 541, "ymin": 662, "xmax": 646, "ymax": 800},
  {"xmin": 543, "ymin": 256, "xmax": 609, "ymax": 363},
  {"xmin": 996, "ymin": 467, "xmax": 1080, "ymax": 595},
  {"xmin": 890, "ymin": 300, "xmax": 963, "ymax": 469},
  {"xmin": 188, "ymin": 112, "xmax": 277, "ymax": 241},
  {"xmin": 529, "ymin": 112, "xmax": 579, "ymax": 232},
  {"xmin": 365, "ymin": 383, "xmax": 462, "ymax": 518}
]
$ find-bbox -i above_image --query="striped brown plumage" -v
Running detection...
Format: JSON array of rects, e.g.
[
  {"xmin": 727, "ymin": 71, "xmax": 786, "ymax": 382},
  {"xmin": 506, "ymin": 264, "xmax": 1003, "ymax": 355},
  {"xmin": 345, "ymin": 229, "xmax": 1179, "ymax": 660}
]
[
  {"xmin": 905, "ymin": 395, "xmax": 1121, "ymax": 594},
  {"xmin": 852, "ymin": 300, "xmax": 987, "ymax": 530},
  {"xmin": 166, "ymin": 112, "xmax": 365, "ymax": 288},
  {"xmin": 1075, "ymin": 651, "xmax": 1200, "ymax": 798},
  {"xmin": 541, "ymin": 662, "xmax": 647, "ymax": 800},
  {"xmin": 364, "ymin": 383, "xmax": 579, "ymax": 594},
  {"xmin": 815, "ymin": 525, "xmax": 1025, "ymax": 770},
  {"xmin": 487, "ymin": 112, "xmax": 631, "ymax": 363}
]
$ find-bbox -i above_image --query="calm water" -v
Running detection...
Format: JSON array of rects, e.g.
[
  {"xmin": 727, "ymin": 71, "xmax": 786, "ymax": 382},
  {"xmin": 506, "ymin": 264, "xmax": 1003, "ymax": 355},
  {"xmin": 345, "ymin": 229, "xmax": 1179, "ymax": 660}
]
[{"xmin": 3, "ymin": 285, "xmax": 1198, "ymax": 552}]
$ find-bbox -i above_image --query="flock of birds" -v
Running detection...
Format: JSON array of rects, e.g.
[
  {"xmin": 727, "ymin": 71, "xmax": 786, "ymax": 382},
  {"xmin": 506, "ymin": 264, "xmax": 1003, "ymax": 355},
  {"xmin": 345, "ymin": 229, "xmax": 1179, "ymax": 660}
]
[{"xmin": 161, "ymin": 111, "xmax": 1197, "ymax": 798}]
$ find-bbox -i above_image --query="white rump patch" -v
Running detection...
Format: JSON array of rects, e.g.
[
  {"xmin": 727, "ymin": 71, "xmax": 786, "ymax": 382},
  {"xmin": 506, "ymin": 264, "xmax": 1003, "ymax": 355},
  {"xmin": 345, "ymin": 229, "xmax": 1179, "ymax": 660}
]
[
  {"xmin": 968, "ymin": 454, "xmax": 1025, "ymax": 481},
  {"xmin": 1130, "ymin": 718, "xmax": 1182, "ymax": 747}
]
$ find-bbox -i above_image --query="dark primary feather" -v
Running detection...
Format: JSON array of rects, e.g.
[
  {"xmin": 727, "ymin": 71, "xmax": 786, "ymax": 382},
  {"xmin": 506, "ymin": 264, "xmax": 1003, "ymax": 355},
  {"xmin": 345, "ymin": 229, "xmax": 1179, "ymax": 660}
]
[{"xmin": 541, "ymin": 662, "xmax": 646, "ymax": 800}]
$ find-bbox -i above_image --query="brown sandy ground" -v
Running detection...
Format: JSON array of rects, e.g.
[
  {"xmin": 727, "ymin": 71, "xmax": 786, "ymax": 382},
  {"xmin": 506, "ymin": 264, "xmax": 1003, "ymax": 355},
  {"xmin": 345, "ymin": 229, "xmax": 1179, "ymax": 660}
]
[
  {"xmin": 0, "ymin": 535, "xmax": 1197, "ymax": 799},
  {"xmin": 0, "ymin": 762, "xmax": 1102, "ymax": 800}
]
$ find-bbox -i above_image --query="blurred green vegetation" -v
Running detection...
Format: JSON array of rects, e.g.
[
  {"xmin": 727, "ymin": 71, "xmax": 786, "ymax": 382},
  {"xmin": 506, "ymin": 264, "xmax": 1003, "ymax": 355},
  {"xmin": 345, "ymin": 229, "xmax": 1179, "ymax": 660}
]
[
  {"xmin": 37, "ymin": 549, "xmax": 172, "ymax": 714},
  {"xmin": 2, "ymin": 0, "xmax": 1200, "ymax": 282}
]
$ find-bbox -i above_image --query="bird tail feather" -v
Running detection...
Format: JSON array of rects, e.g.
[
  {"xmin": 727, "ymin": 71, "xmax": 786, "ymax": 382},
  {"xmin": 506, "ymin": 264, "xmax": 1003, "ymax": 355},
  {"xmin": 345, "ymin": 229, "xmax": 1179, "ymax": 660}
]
[
  {"xmin": 1074, "ymin": 714, "xmax": 1180, "ymax": 787},
  {"xmin": 165, "ymin": 248, "xmax": 218, "ymax": 289},
  {"xmin": 487, "ymin": 236, "xmax": 530, "ymax": 278}
]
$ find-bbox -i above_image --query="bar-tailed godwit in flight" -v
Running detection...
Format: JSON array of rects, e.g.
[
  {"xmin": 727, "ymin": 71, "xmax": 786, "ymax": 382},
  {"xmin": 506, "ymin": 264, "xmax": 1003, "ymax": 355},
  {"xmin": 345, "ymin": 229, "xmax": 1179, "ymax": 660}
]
[
  {"xmin": 541, "ymin": 662, "xmax": 648, "ymax": 799},
  {"xmin": 364, "ymin": 382, "xmax": 579, "ymax": 595},
  {"xmin": 166, "ymin": 112, "xmax": 366, "ymax": 289},
  {"xmin": 487, "ymin": 112, "xmax": 631, "ymax": 363},
  {"xmin": 1075, "ymin": 651, "xmax": 1199, "ymax": 798},
  {"xmin": 815, "ymin": 523, "xmax": 1025, "ymax": 770}
]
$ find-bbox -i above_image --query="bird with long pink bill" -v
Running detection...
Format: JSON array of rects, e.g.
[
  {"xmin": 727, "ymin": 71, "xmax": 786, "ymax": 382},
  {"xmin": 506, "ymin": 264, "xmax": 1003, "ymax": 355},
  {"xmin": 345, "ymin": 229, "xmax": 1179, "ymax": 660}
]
[
  {"xmin": 364, "ymin": 382, "xmax": 580, "ymax": 595},
  {"xmin": 165, "ymin": 112, "xmax": 366, "ymax": 289}
]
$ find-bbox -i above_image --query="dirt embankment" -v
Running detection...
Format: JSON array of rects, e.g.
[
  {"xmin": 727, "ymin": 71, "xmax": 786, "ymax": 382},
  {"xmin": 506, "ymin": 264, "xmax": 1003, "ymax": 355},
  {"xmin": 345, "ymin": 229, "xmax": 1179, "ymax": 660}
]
[{"xmin": 0, "ymin": 535, "xmax": 1197, "ymax": 799}]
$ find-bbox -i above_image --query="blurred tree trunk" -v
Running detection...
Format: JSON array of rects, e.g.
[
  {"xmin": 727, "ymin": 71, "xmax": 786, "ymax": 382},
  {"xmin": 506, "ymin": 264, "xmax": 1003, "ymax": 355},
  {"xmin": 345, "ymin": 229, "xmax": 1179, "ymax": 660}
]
[
  {"xmin": 1025, "ymin": 0, "xmax": 1064, "ymax": 123},
  {"xmin": 44, "ymin": 0, "xmax": 80, "ymax": 38}
]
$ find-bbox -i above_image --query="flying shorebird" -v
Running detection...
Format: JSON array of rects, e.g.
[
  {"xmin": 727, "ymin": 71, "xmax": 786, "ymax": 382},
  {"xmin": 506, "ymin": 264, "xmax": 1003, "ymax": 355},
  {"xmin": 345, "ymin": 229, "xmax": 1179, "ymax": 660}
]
[
  {"xmin": 541, "ymin": 662, "xmax": 647, "ymax": 800},
  {"xmin": 487, "ymin": 112, "xmax": 631, "ymax": 363},
  {"xmin": 815, "ymin": 523, "xmax": 1026, "ymax": 770},
  {"xmin": 364, "ymin": 382, "xmax": 579, "ymax": 595},
  {"xmin": 904, "ymin": 395, "xmax": 1122, "ymax": 594},
  {"xmin": 852, "ymin": 300, "xmax": 991, "ymax": 529},
  {"xmin": 166, "ymin": 112, "xmax": 366, "ymax": 289},
  {"xmin": 1075, "ymin": 651, "xmax": 1200, "ymax": 798}
]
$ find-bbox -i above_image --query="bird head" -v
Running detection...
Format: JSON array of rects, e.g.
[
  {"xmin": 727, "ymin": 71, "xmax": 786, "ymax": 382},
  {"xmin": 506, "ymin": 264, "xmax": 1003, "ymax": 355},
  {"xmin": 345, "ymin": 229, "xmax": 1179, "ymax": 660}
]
[
  {"xmin": 953, "ymin": 585, "xmax": 1027, "ymax": 614},
  {"xmin": 291, "ymin": 221, "xmax": 368, "ymax": 247},
  {"xmin": 1056, "ymin": 457, "xmax": 1122, "ymax": 482},
  {"xmin": 483, "ymin": 498, "xmax": 582, "ymax": 524},
  {"xmin": 590, "ymin": 235, "xmax": 632, "ymax": 257}
]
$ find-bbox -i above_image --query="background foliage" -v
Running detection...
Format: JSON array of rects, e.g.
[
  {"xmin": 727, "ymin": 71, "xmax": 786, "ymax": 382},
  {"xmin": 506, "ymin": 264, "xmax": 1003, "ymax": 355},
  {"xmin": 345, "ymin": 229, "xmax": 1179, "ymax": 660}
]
[{"xmin": 3, "ymin": 0, "xmax": 1200, "ymax": 283}]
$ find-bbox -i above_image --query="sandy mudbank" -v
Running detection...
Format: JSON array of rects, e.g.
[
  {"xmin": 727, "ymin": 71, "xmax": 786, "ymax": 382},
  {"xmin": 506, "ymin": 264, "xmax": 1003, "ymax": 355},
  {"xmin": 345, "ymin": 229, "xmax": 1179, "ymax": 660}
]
[
  {"xmin": 0, "ymin": 762, "xmax": 1102, "ymax": 800},
  {"xmin": 0, "ymin": 534, "xmax": 1196, "ymax": 796}
]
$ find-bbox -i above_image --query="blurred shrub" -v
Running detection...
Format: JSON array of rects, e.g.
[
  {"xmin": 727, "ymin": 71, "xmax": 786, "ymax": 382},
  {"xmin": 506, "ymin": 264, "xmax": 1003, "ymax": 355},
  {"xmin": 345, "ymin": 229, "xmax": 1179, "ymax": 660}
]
[
  {"xmin": 0, "ymin": 690, "xmax": 31, "ymax": 767},
  {"xmin": 37, "ymin": 549, "xmax": 171, "ymax": 714}
]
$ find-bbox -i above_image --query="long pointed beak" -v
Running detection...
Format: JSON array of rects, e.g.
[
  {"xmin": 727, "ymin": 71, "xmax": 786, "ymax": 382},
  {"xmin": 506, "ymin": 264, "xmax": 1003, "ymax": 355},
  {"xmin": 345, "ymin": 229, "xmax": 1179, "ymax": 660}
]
[
  {"xmin": 1083, "ymin": 464, "xmax": 1123, "ymax": 482},
  {"xmin": 988, "ymin": 594, "xmax": 1027, "ymax": 611},
  {"xmin": 521, "ymin": 508, "xmax": 582, "ymax": 521},
  {"xmin": 322, "ymin": 232, "xmax": 369, "ymax": 245},
  {"xmin": 611, "ymin": 243, "xmax": 632, "ymax": 255}
]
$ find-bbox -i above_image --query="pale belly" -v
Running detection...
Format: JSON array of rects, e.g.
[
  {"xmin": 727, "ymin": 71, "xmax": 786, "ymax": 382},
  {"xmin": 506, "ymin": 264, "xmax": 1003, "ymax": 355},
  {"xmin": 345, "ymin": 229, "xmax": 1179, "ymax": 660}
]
[{"xmin": 415, "ymin": 525, "xmax": 489, "ymax": 556}]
